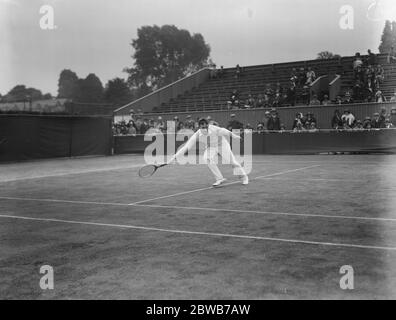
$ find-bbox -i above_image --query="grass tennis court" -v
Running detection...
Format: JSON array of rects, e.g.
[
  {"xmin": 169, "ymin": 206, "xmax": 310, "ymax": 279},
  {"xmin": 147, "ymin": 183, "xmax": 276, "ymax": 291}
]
[{"xmin": 1, "ymin": 154, "xmax": 396, "ymax": 299}]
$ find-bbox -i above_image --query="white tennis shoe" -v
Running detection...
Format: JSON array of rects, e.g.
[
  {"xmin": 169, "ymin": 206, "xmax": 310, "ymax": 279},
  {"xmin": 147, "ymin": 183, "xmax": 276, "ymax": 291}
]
[
  {"xmin": 212, "ymin": 178, "xmax": 227, "ymax": 187},
  {"xmin": 241, "ymin": 175, "xmax": 249, "ymax": 185}
]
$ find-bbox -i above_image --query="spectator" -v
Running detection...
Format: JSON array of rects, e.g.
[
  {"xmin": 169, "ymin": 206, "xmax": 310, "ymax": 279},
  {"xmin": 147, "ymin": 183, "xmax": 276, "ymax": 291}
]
[
  {"xmin": 390, "ymin": 91, "xmax": 396, "ymax": 102},
  {"xmin": 301, "ymin": 85, "xmax": 310, "ymax": 105},
  {"xmin": 375, "ymin": 65, "xmax": 385, "ymax": 88},
  {"xmin": 245, "ymin": 123, "xmax": 254, "ymax": 130},
  {"xmin": 365, "ymin": 65, "xmax": 376, "ymax": 92},
  {"xmin": 391, "ymin": 108, "xmax": 396, "ymax": 125},
  {"xmin": 275, "ymin": 82, "xmax": 284, "ymax": 95},
  {"xmin": 257, "ymin": 122, "xmax": 265, "ymax": 133},
  {"xmin": 292, "ymin": 112, "xmax": 305, "ymax": 130},
  {"xmin": 380, "ymin": 106, "xmax": 388, "ymax": 119},
  {"xmin": 306, "ymin": 67, "xmax": 316, "ymax": 86},
  {"xmin": 184, "ymin": 115, "xmax": 195, "ymax": 130},
  {"xmin": 331, "ymin": 109, "xmax": 343, "ymax": 129},
  {"xmin": 342, "ymin": 92, "xmax": 354, "ymax": 104},
  {"xmin": 305, "ymin": 112, "xmax": 317, "ymax": 129},
  {"xmin": 366, "ymin": 49, "xmax": 377, "ymax": 67},
  {"xmin": 353, "ymin": 120, "xmax": 364, "ymax": 131},
  {"xmin": 341, "ymin": 109, "xmax": 356, "ymax": 127},
  {"xmin": 272, "ymin": 92, "xmax": 283, "ymax": 108},
  {"xmin": 385, "ymin": 118, "xmax": 394, "ymax": 128},
  {"xmin": 335, "ymin": 95, "xmax": 343, "ymax": 105},
  {"xmin": 235, "ymin": 64, "xmax": 242, "ymax": 79},
  {"xmin": 264, "ymin": 83, "xmax": 274, "ymax": 100},
  {"xmin": 262, "ymin": 111, "xmax": 271, "ymax": 130},
  {"xmin": 375, "ymin": 90, "xmax": 386, "ymax": 103},
  {"xmin": 308, "ymin": 122, "xmax": 319, "ymax": 133},
  {"xmin": 290, "ymin": 69, "xmax": 298, "ymax": 88},
  {"xmin": 140, "ymin": 118, "xmax": 149, "ymax": 134},
  {"xmin": 209, "ymin": 63, "xmax": 218, "ymax": 79},
  {"xmin": 287, "ymin": 78, "xmax": 297, "ymax": 106},
  {"xmin": 218, "ymin": 66, "xmax": 225, "ymax": 78},
  {"xmin": 293, "ymin": 121, "xmax": 306, "ymax": 133},
  {"xmin": 352, "ymin": 80, "xmax": 364, "ymax": 101},
  {"xmin": 309, "ymin": 94, "xmax": 321, "ymax": 106},
  {"xmin": 134, "ymin": 116, "xmax": 143, "ymax": 134},
  {"xmin": 127, "ymin": 120, "xmax": 137, "ymax": 135},
  {"xmin": 228, "ymin": 89, "xmax": 240, "ymax": 107},
  {"xmin": 173, "ymin": 116, "xmax": 184, "ymax": 131},
  {"xmin": 371, "ymin": 112, "xmax": 386, "ymax": 128},
  {"xmin": 267, "ymin": 109, "xmax": 281, "ymax": 131},
  {"xmin": 244, "ymin": 94, "xmax": 256, "ymax": 109},
  {"xmin": 353, "ymin": 53, "xmax": 364, "ymax": 71},
  {"xmin": 298, "ymin": 67, "xmax": 306, "ymax": 87},
  {"xmin": 322, "ymin": 94, "xmax": 331, "ymax": 106},
  {"xmin": 206, "ymin": 116, "xmax": 218, "ymax": 126},
  {"xmin": 148, "ymin": 118, "xmax": 155, "ymax": 130},
  {"xmin": 227, "ymin": 114, "xmax": 244, "ymax": 131},
  {"xmin": 156, "ymin": 116, "xmax": 166, "ymax": 132},
  {"xmin": 363, "ymin": 117, "xmax": 372, "ymax": 129},
  {"xmin": 256, "ymin": 94, "xmax": 266, "ymax": 108}
]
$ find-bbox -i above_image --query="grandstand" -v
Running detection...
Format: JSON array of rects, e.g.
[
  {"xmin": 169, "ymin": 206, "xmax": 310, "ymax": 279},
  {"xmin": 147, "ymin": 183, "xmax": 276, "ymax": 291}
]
[{"xmin": 115, "ymin": 53, "xmax": 396, "ymax": 116}]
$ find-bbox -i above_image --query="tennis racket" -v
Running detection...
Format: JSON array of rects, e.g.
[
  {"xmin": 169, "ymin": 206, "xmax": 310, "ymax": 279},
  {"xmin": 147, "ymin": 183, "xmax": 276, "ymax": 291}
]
[{"xmin": 138, "ymin": 163, "xmax": 167, "ymax": 178}]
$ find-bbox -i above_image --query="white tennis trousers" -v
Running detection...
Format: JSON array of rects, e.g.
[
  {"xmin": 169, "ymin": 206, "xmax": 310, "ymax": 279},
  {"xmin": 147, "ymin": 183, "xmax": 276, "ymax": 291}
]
[{"xmin": 203, "ymin": 141, "xmax": 247, "ymax": 181}]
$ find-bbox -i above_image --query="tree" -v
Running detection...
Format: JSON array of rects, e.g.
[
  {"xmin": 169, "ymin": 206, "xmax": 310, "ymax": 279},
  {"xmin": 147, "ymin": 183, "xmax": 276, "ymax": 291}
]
[
  {"xmin": 125, "ymin": 25, "xmax": 211, "ymax": 97},
  {"xmin": 42, "ymin": 93, "xmax": 53, "ymax": 100},
  {"xmin": 57, "ymin": 69, "xmax": 79, "ymax": 99},
  {"xmin": 104, "ymin": 78, "xmax": 133, "ymax": 107},
  {"xmin": 317, "ymin": 51, "xmax": 341, "ymax": 60},
  {"xmin": 379, "ymin": 20, "xmax": 396, "ymax": 53},
  {"xmin": 75, "ymin": 73, "xmax": 104, "ymax": 103},
  {"xmin": 4, "ymin": 85, "xmax": 43, "ymax": 102}
]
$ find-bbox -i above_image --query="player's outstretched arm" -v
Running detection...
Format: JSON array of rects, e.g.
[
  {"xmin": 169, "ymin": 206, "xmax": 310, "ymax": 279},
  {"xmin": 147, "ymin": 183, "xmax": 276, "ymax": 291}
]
[
  {"xmin": 167, "ymin": 131, "xmax": 198, "ymax": 164},
  {"xmin": 217, "ymin": 127, "xmax": 242, "ymax": 140}
]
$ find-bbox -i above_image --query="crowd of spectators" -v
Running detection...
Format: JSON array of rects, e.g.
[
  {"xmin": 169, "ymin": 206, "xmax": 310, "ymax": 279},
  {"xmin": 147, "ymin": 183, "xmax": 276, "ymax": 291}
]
[
  {"xmin": 214, "ymin": 49, "xmax": 396, "ymax": 110},
  {"xmin": 350, "ymin": 50, "xmax": 386, "ymax": 103},
  {"xmin": 114, "ymin": 105, "xmax": 396, "ymax": 136},
  {"xmin": 224, "ymin": 64, "xmax": 319, "ymax": 109},
  {"xmin": 330, "ymin": 107, "xmax": 395, "ymax": 130}
]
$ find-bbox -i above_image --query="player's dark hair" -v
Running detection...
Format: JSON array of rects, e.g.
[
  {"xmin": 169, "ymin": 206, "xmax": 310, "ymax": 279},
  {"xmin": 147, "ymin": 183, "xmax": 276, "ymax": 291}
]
[{"xmin": 198, "ymin": 118, "xmax": 209, "ymax": 126}]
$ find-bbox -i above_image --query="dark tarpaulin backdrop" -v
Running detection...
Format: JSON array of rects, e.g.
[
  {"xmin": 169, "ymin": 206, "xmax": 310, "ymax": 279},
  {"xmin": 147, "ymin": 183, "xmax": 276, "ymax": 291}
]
[
  {"xmin": 114, "ymin": 130, "xmax": 396, "ymax": 155},
  {"xmin": 0, "ymin": 115, "xmax": 112, "ymax": 162}
]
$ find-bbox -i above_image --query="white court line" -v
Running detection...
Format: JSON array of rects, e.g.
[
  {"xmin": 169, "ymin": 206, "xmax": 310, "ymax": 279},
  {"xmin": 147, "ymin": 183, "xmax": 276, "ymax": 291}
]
[
  {"xmin": 0, "ymin": 164, "xmax": 145, "ymax": 183},
  {"xmin": 1, "ymin": 193, "xmax": 395, "ymax": 223},
  {"xmin": 0, "ymin": 196, "xmax": 127, "ymax": 207},
  {"xmin": 130, "ymin": 165, "xmax": 320, "ymax": 205},
  {"xmin": 0, "ymin": 214, "xmax": 395, "ymax": 251},
  {"xmin": 133, "ymin": 203, "xmax": 396, "ymax": 223},
  {"xmin": 248, "ymin": 160, "xmax": 396, "ymax": 167}
]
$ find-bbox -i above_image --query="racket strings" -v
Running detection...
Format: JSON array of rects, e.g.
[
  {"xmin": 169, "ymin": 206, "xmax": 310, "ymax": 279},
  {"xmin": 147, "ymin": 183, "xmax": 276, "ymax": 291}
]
[{"xmin": 139, "ymin": 165, "xmax": 156, "ymax": 178}]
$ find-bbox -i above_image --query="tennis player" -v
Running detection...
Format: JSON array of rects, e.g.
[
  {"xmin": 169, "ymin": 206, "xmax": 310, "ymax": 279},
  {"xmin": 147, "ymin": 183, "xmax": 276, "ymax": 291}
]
[{"xmin": 167, "ymin": 118, "xmax": 249, "ymax": 186}]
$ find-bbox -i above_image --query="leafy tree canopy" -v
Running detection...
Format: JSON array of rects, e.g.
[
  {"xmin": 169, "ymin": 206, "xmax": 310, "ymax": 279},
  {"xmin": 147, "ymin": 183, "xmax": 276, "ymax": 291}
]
[
  {"xmin": 125, "ymin": 25, "xmax": 211, "ymax": 97},
  {"xmin": 316, "ymin": 51, "xmax": 341, "ymax": 60},
  {"xmin": 104, "ymin": 78, "xmax": 133, "ymax": 107}
]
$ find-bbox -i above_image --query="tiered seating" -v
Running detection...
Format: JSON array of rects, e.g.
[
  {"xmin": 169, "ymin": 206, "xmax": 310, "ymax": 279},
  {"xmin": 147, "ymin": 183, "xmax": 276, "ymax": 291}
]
[{"xmin": 153, "ymin": 54, "xmax": 395, "ymax": 113}]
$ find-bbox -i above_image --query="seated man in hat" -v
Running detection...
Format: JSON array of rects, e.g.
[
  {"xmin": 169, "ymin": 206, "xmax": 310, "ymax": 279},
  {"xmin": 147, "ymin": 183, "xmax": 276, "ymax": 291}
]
[
  {"xmin": 167, "ymin": 118, "xmax": 249, "ymax": 186},
  {"xmin": 309, "ymin": 94, "xmax": 321, "ymax": 106},
  {"xmin": 184, "ymin": 115, "xmax": 196, "ymax": 131},
  {"xmin": 342, "ymin": 92, "xmax": 354, "ymax": 104},
  {"xmin": 304, "ymin": 112, "xmax": 317, "ymax": 129},
  {"xmin": 227, "ymin": 114, "xmax": 244, "ymax": 131},
  {"xmin": 371, "ymin": 112, "xmax": 386, "ymax": 128},
  {"xmin": 267, "ymin": 109, "xmax": 281, "ymax": 131}
]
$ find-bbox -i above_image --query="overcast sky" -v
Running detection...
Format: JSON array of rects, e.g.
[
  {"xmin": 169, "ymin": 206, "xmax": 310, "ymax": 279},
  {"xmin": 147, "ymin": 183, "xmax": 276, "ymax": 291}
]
[{"xmin": 1, "ymin": 0, "xmax": 395, "ymax": 95}]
